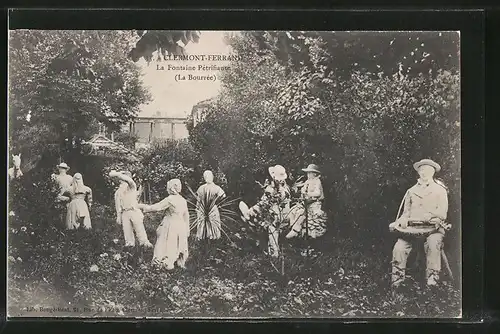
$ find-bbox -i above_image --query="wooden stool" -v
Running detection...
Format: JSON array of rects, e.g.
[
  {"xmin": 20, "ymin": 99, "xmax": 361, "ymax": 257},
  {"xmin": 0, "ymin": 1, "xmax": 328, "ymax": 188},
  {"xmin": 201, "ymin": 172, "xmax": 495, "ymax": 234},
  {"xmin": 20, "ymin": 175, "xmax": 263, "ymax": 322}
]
[{"xmin": 412, "ymin": 241, "xmax": 454, "ymax": 282}]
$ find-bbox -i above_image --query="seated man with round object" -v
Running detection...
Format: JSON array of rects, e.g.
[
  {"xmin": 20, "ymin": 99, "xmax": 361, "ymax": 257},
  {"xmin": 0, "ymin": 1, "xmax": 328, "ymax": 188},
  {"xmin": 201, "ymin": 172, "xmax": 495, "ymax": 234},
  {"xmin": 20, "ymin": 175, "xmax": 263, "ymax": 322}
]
[{"xmin": 389, "ymin": 159, "xmax": 452, "ymax": 287}]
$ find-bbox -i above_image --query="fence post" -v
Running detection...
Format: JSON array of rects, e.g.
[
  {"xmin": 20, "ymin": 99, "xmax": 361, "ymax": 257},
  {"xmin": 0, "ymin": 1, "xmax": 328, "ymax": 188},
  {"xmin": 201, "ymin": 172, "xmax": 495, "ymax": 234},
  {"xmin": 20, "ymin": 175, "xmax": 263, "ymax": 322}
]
[
  {"xmin": 149, "ymin": 182, "xmax": 153, "ymax": 204},
  {"xmin": 304, "ymin": 199, "xmax": 310, "ymax": 259}
]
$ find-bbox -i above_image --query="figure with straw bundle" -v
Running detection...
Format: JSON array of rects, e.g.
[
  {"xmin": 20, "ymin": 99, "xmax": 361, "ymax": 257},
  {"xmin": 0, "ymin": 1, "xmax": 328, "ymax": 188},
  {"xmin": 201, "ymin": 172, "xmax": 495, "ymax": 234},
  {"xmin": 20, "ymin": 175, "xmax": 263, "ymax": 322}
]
[
  {"xmin": 194, "ymin": 170, "xmax": 226, "ymax": 240},
  {"xmin": 138, "ymin": 179, "xmax": 190, "ymax": 270}
]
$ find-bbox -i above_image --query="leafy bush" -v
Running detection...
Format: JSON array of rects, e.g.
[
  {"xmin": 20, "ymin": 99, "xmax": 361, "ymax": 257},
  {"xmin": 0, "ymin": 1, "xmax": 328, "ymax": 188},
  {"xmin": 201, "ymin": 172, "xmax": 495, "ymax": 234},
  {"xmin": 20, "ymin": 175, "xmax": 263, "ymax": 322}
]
[
  {"xmin": 189, "ymin": 33, "xmax": 460, "ymax": 250},
  {"xmin": 9, "ymin": 30, "xmax": 151, "ymax": 172},
  {"xmin": 137, "ymin": 139, "xmax": 200, "ymax": 203},
  {"xmin": 114, "ymin": 131, "xmax": 140, "ymax": 150},
  {"xmin": 7, "ymin": 31, "xmax": 461, "ymax": 319},
  {"xmin": 8, "ymin": 210, "xmax": 461, "ymax": 318}
]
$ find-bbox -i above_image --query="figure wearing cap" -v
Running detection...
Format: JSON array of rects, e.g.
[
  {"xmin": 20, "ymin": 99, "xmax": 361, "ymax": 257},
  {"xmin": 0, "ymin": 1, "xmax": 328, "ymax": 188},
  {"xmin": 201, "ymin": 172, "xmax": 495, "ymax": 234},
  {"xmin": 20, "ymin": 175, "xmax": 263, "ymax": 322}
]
[
  {"xmin": 286, "ymin": 164, "xmax": 327, "ymax": 240},
  {"xmin": 52, "ymin": 162, "xmax": 74, "ymax": 191},
  {"xmin": 389, "ymin": 159, "xmax": 450, "ymax": 287},
  {"xmin": 239, "ymin": 165, "xmax": 291, "ymax": 257},
  {"xmin": 109, "ymin": 170, "xmax": 153, "ymax": 249},
  {"xmin": 51, "ymin": 162, "xmax": 73, "ymax": 227}
]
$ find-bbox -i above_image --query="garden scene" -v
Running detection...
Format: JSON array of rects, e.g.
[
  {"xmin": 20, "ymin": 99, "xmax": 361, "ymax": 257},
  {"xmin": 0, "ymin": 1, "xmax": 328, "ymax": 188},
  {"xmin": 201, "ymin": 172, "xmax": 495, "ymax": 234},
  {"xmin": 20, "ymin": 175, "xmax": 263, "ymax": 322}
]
[{"xmin": 8, "ymin": 30, "xmax": 461, "ymax": 318}]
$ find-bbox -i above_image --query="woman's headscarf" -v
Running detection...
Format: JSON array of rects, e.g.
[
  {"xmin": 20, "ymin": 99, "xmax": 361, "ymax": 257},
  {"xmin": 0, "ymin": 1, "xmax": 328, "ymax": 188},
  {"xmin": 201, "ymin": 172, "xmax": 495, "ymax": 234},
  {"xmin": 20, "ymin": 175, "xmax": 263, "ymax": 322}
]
[
  {"xmin": 72, "ymin": 173, "xmax": 86, "ymax": 193},
  {"xmin": 203, "ymin": 170, "xmax": 214, "ymax": 184},
  {"xmin": 167, "ymin": 179, "xmax": 182, "ymax": 195}
]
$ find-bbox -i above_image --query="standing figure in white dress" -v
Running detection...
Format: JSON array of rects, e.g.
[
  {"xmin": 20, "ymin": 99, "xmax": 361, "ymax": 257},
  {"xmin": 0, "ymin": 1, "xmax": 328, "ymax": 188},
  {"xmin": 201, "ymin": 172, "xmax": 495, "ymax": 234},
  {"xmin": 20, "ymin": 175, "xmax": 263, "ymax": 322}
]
[
  {"xmin": 58, "ymin": 173, "xmax": 92, "ymax": 230},
  {"xmin": 138, "ymin": 179, "xmax": 190, "ymax": 270}
]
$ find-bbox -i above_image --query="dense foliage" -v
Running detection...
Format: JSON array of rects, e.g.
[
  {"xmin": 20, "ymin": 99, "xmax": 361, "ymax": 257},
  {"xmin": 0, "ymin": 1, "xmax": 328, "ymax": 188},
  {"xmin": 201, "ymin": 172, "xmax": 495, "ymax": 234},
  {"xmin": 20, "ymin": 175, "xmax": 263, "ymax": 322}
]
[
  {"xmin": 189, "ymin": 31, "xmax": 460, "ymax": 242},
  {"xmin": 8, "ymin": 200, "xmax": 460, "ymax": 318},
  {"xmin": 9, "ymin": 30, "xmax": 151, "ymax": 172},
  {"xmin": 8, "ymin": 30, "xmax": 461, "ymax": 318},
  {"xmin": 113, "ymin": 131, "xmax": 140, "ymax": 150},
  {"xmin": 249, "ymin": 31, "xmax": 459, "ymax": 77},
  {"xmin": 128, "ymin": 30, "xmax": 201, "ymax": 63},
  {"xmin": 133, "ymin": 139, "xmax": 200, "ymax": 203}
]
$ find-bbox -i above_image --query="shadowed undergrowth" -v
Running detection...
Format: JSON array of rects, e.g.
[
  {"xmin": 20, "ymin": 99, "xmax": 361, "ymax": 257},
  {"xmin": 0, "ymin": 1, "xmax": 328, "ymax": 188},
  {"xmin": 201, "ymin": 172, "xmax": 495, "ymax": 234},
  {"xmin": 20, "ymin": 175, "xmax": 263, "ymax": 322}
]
[{"xmin": 8, "ymin": 203, "xmax": 460, "ymax": 318}]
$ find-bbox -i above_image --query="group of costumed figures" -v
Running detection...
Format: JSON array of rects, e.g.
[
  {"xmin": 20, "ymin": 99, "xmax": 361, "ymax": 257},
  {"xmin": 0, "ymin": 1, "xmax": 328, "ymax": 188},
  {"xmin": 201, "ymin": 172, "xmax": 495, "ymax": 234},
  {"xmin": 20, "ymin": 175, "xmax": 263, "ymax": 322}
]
[{"xmin": 11, "ymin": 155, "xmax": 453, "ymax": 288}]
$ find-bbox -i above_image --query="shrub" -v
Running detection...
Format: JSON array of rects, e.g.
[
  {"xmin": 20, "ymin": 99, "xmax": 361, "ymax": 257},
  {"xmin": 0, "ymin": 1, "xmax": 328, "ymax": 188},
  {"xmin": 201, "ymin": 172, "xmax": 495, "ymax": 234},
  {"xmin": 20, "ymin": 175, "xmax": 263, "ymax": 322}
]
[
  {"xmin": 189, "ymin": 66, "xmax": 460, "ymax": 248},
  {"xmin": 137, "ymin": 139, "xmax": 200, "ymax": 203},
  {"xmin": 114, "ymin": 131, "xmax": 140, "ymax": 150}
]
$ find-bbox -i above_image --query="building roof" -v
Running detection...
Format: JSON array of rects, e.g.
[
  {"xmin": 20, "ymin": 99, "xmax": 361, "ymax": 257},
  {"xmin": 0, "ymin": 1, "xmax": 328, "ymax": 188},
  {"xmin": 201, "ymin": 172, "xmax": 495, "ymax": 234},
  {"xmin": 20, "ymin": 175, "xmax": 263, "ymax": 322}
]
[
  {"xmin": 133, "ymin": 116, "xmax": 187, "ymax": 122},
  {"xmin": 137, "ymin": 106, "xmax": 189, "ymax": 119},
  {"xmin": 86, "ymin": 134, "xmax": 142, "ymax": 161}
]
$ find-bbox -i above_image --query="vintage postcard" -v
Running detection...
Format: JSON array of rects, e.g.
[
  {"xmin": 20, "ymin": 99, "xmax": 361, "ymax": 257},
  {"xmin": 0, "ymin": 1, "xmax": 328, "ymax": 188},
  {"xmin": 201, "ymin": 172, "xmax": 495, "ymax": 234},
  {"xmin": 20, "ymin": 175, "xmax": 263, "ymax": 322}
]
[{"xmin": 7, "ymin": 29, "xmax": 461, "ymax": 318}]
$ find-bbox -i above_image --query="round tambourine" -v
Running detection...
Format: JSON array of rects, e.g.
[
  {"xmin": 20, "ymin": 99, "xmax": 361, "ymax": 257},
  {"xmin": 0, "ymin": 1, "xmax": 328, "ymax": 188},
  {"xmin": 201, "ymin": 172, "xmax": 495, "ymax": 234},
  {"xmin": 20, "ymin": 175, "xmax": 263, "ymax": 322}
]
[
  {"xmin": 391, "ymin": 190, "xmax": 440, "ymax": 238},
  {"xmin": 393, "ymin": 224, "xmax": 437, "ymax": 238}
]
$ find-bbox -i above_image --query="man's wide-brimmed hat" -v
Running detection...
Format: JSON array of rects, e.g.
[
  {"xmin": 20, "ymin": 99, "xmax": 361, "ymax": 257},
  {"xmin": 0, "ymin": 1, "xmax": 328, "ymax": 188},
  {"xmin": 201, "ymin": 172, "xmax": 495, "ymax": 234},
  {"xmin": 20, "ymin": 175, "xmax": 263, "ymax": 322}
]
[
  {"xmin": 413, "ymin": 159, "xmax": 441, "ymax": 173},
  {"xmin": 269, "ymin": 165, "xmax": 288, "ymax": 181},
  {"xmin": 302, "ymin": 164, "xmax": 321, "ymax": 174},
  {"xmin": 57, "ymin": 162, "xmax": 70, "ymax": 170}
]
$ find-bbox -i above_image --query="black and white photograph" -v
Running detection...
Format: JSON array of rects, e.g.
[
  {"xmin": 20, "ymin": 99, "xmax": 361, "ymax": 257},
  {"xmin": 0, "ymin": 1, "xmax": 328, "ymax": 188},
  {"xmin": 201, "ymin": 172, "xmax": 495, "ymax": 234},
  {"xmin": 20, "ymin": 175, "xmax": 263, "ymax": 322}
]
[{"xmin": 7, "ymin": 29, "xmax": 461, "ymax": 318}]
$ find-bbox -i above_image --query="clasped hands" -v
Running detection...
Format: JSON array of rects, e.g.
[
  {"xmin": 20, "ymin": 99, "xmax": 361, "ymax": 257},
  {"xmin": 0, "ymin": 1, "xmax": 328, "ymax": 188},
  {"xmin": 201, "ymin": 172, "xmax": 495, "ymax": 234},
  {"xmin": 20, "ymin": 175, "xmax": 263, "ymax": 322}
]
[{"xmin": 56, "ymin": 195, "xmax": 70, "ymax": 203}]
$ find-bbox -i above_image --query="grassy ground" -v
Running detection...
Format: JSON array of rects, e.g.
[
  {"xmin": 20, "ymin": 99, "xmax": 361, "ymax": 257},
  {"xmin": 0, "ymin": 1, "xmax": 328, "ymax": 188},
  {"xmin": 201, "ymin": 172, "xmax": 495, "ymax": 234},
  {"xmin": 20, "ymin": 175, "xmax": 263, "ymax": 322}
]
[{"xmin": 7, "ymin": 204, "xmax": 461, "ymax": 319}]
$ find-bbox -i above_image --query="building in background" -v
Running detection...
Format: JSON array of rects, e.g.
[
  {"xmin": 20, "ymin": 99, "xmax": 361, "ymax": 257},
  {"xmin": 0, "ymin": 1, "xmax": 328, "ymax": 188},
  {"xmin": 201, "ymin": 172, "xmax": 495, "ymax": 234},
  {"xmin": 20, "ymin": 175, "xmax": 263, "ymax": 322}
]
[
  {"xmin": 191, "ymin": 97, "xmax": 216, "ymax": 127},
  {"xmin": 129, "ymin": 111, "xmax": 189, "ymax": 149}
]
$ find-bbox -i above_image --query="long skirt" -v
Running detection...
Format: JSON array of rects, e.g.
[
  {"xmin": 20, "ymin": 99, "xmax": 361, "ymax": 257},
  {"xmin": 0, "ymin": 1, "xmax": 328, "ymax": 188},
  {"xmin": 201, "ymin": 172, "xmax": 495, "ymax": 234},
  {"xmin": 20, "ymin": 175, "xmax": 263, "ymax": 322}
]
[
  {"xmin": 66, "ymin": 198, "xmax": 91, "ymax": 230},
  {"xmin": 287, "ymin": 201, "xmax": 327, "ymax": 238},
  {"xmin": 153, "ymin": 217, "xmax": 189, "ymax": 270},
  {"xmin": 195, "ymin": 205, "xmax": 222, "ymax": 240}
]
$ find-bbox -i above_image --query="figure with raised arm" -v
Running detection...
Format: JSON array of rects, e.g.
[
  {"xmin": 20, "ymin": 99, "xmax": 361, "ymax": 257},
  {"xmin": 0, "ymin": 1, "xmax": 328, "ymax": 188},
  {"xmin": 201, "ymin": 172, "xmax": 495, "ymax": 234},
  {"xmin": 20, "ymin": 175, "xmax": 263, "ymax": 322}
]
[{"xmin": 109, "ymin": 170, "xmax": 153, "ymax": 249}]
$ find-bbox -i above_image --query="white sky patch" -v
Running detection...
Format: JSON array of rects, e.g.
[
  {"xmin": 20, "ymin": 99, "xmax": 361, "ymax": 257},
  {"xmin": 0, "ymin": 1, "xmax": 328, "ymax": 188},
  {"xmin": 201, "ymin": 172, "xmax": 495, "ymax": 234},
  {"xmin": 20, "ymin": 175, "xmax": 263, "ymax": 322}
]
[{"xmin": 137, "ymin": 31, "xmax": 234, "ymax": 118}]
